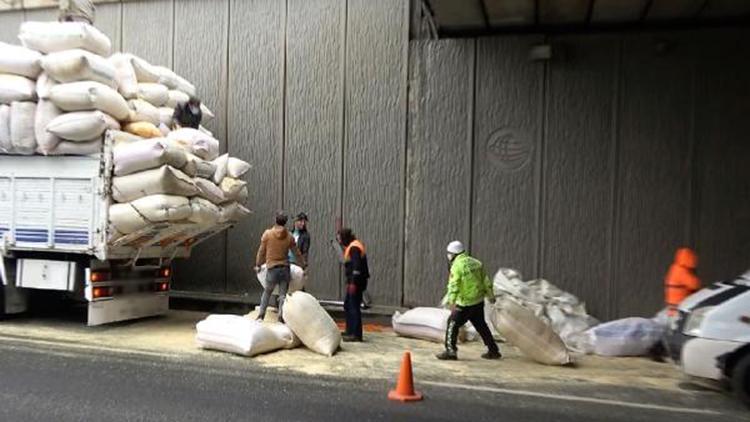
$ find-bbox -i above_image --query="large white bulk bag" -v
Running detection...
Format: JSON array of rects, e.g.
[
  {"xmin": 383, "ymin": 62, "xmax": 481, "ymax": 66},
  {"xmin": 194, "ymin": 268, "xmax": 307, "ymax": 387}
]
[
  {"xmin": 189, "ymin": 197, "xmax": 221, "ymax": 225},
  {"xmin": 110, "ymin": 53, "xmax": 138, "ymax": 99},
  {"xmin": 109, "ymin": 194, "xmax": 191, "ymax": 234},
  {"xmin": 0, "ymin": 104, "xmax": 11, "ymax": 153},
  {"xmin": 113, "ymin": 138, "xmax": 188, "ymax": 176},
  {"xmin": 41, "ymin": 49, "xmax": 116, "ymax": 87},
  {"xmin": 165, "ymin": 89, "xmax": 189, "ymax": 108},
  {"xmin": 36, "ymin": 73, "xmax": 58, "ymax": 100},
  {"xmin": 126, "ymin": 99, "xmax": 160, "ymax": 125},
  {"xmin": 586, "ymin": 317, "xmax": 664, "ymax": 357},
  {"xmin": 195, "ymin": 315, "xmax": 289, "ymax": 357},
  {"xmin": 267, "ymin": 321, "xmax": 302, "ymax": 349},
  {"xmin": 49, "ymin": 81, "xmax": 130, "ymax": 120},
  {"xmin": 35, "ymin": 100, "xmax": 62, "ymax": 154},
  {"xmin": 158, "ymin": 107, "xmax": 174, "ymax": 126},
  {"xmin": 219, "ymin": 202, "xmax": 251, "ymax": 223},
  {"xmin": 137, "ymin": 83, "xmax": 169, "ymax": 107},
  {"xmin": 0, "ymin": 42, "xmax": 42, "ymax": 79},
  {"xmin": 112, "ymin": 165, "xmax": 198, "ymax": 203},
  {"xmin": 256, "ymin": 264, "xmax": 306, "ymax": 295},
  {"xmin": 227, "ymin": 157, "xmax": 252, "ymax": 178},
  {"xmin": 392, "ymin": 307, "xmax": 465, "ymax": 343},
  {"xmin": 46, "ymin": 111, "xmax": 119, "ymax": 142},
  {"xmin": 47, "ymin": 138, "xmax": 102, "ymax": 156},
  {"xmin": 19, "ymin": 21, "xmax": 111, "ymax": 56},
  {"xmin": 183, "ymin": 153, "xmax": 217, "ymax": 179},
  {"xmin": 10, "ymin": 101, "xmax": 36, "ymax": 155},
  {"xmin": 0, "ymin": 74, "xmax": 36, "ymax": 104},
  {"xmin": 219, "ymin": 177, "xmax": 248, "ymax": 202},
  {"xmin": 167, "ymin": 127, "xmax": 219, "ymax": 160},
  {"xmin": 491, "ymin": 298, "xmax": 571, "ymax": 365},
  {"xmin": 194, "ymin": 178, "xmax": 225, "ymax": 204},
  {"xmin": 283, "ymin": 291, "xmax": 341, "ymax": 357}
]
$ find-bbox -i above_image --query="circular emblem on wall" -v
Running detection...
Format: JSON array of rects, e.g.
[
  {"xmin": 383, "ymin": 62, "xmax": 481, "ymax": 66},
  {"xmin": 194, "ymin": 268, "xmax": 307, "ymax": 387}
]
[{"xmin": 486, "ymin": 128, "xmax": 531, "ymax": 171}]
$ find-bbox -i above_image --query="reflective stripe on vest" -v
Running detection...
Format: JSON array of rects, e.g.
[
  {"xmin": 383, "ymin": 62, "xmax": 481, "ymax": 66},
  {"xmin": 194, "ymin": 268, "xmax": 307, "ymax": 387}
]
[{"xmin": 344, "ymin": 240, "xmax": 366, "ymax": 261}]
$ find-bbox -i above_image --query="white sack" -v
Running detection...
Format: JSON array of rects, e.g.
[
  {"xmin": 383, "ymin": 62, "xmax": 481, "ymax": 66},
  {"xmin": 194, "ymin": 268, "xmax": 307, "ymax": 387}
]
[
  {"xmin": 195, "ymin": 315, "xmax": 288, "ymax": 357},
  {"xmin": 110, "ymin": 53, "xmax": 138, "ymax": 99},
  {"xmin": 41, "ymin": 49, "xmax": 116, "ymax": 87},
  {"xmin": 158, "ymin": 107, "xmax": 174, "ymax": 126},
  {"xmin": 112, "ymin": 165, "xmax": 198, "ymax": 203},
  {"xmin": 256, "ymin": 264, "xmax": 306, "ymax": 295},
  {"xmin": 47, "ymin": 138, "xmax": 102, "ymax": 156},
  {"xmin": 165, "ymin": 89, "xmax": 189, "ymax": 108},
  {"xmin": 392, "ymin": 307, "xmax": 467, "ymax": 343},
  {"xmin": 49, "ymin": 81, "xmax": 130, "ymax": 120},
  {"xmin": 35, "ymin": 100, "xmax": 63, "ymax": 154},
  {"xmin": 36, "ymin": 73, "xmax": 57, "ymax": 100},
  {"xmin": 194, "ymin": 178, "xmax": 226, "ymax": 204},
  {"xmin": 10, "ymin": 101, "xmax": 36, "ymax": 155},
  {"xmin": 491, "ymin": 298, "xmax": 571, "ymax": 365},
  {"xmin": 130, "ymin": 56, "xmax": 160, "ymax": 83},
  {"xmin": 109, "ymin": 194, "xmax": 191, "ymax": 234},
  {"xmin": 183, "ymin": 153, "xmax": 217, "ymax": 179},
  {"xmin": 137, "ymin": 83, "xmax": 169, "ymax": 107},
  {"xmin": 19, "ymin": 21, "xmax": 111, "ymax": 56},
  {"xmin": 267, "ymin": 322, "xmax": 302, "ymax": 350},
  {"xmin": 153, "ymin": 66, "xmax": 196, "ymax": 97},
  {"xmin": 167, "ymin": 127, "xmax": 219, "ymax": 160},
  {"xmin": 0, "ymin": 104, "xmax": 10, "ymax": 153},
  {"xmin": 46, "ymin": 111, "xmax": 119, "ymax": 142},
  {"xmin": 201, "ymin": 103, "xmax": 214, "ymax": 121},
  {"xmin": 227, "ymin": 157, "xmax": 251, "ymax": 178},
  {"xmin": 110, "ymin": 130, "xmax": 143, "ymax": 147},
  {"xmin": 212, "ymin": 154, "xmax": 229, "ymax": 184},
  {"xmin": 0, "ymin": 74, "xmax": 36, "ymax": 104},
  {"xmin": 587, "ymin": 317, "xmax": 664, "ymax": 357},
  {"xmin": 113, "ymin": 138, "xmax": 188, "ymax": 176},
  {"xmin": 219, "ymin": 177, "xmax": 247, "ymax": 202},
  {"xmin": 219, "ymin": 202, "xmax": 251, "ymax": 223},
  {"xmin": 283, "ymin": 291, "xmax": 341, "ymax": 357},
  {"xmin": 126, "ymin": 99, "xmax": 160, "ymax": 125},
  {"xmin": 0, "ymin": 42, "xmax": 42, "ymax": 79},
  {"xmin": 188, "ymin": 197, "xmax": 221, "ymax": 225}
]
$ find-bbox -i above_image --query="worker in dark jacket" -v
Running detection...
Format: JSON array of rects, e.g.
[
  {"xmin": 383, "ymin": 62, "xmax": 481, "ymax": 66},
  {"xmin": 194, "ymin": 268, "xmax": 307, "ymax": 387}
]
[
  {"xmin": 289, "ymin": 212, "xmax": 310, "ymax": 266},
  {"xmin": 338, "ymin": 228, "xmax": 369, "ymax": 342}
]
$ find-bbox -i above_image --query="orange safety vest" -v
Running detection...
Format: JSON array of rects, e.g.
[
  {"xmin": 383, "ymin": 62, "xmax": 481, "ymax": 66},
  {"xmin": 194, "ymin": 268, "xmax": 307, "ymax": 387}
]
[
  {"xmin": 664, "ymin": 248, "xmax": 700, "ymax": 314},
  {"xmin": 344, "ymin": 239, "xmax": 366, "ymax": 261}
]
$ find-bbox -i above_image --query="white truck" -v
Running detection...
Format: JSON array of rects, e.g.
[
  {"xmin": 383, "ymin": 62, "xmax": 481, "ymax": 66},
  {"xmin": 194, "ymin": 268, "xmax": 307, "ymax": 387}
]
[{"xmin": 0, "ymin": 132, "xmax": 230, "ymax": 325}]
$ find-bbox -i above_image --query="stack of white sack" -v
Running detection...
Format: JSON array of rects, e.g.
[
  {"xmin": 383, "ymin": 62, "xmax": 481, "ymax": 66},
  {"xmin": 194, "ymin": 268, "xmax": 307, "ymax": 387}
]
[
  {"xmin": 487, "ymin": 268, "xmax": 599, "ymax": 352},
  {"xmin": 109, "ymin": 137, "xmax": 251, "ymax": 240},
  {"xmin": 196, "ymin": 291, "xmax": 341, "ymax": 358},
  {"xmin": 0, "ymin": 41, "xmax": 42, "ymax": 155}
]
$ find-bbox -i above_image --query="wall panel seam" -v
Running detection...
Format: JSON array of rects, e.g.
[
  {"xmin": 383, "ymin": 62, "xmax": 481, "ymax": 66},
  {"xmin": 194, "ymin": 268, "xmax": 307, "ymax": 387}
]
[
  {"xmin": 280, "ymin": 0, "xmax": 288, "ymax": 210},
  {"xmin": 466, "ymin": 38, "xmax": 477, "ymax": 251},
  {"xmin": 607, "ymin": 37, "xmax": 623, "ymax": 320},
  {"xmin": 399, "ymin": 0, "xmax": 411, "ymax": 306},
  {"xmin": 535, "ymin": 35, "xmax": 549, "ymax": 278},
  {"xmin": 338, "ymin": 0, "xmax": 348, "ymax": 298}
]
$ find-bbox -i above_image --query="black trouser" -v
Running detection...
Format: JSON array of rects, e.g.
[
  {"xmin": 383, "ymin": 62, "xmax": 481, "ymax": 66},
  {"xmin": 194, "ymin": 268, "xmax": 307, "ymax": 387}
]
[
  {"xmin": 445, "ymin": 302, "xmax": 498, "ymax": 354},
  {"xmin": 344, "ymin": 283, "xmax": 363, "ymax": 339}
]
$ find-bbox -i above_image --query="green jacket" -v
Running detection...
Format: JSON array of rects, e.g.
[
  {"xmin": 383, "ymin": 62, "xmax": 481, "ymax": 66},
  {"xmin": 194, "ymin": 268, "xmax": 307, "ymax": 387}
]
[{"xmin": 442, "ymin": 253, "xmax": 493, "ymax": 307}]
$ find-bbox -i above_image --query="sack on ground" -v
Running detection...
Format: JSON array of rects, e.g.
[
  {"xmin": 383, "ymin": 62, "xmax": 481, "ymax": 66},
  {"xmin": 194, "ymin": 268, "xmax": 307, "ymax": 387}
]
[
  {"xmin": 123, "ymin": 121, "xmax": 162, "ymax": 139},
  {"xmin": 256, "ymin": 264, "xmax": 306, "ymax": 295},
  {"xmin": 110, "ymin": 53, "xmax": 138, "ymax": 99},
  {"xmin": 49, "ymin": 81, "xmax": 130, "ymax": 120},
  {"xmin": 0, "ymin": 42, "xmax": 42, "ymax": 79},
  {"xmin": 137, "ymin": 83, "xmax": 169, "ymax": 107},
  {"xmin": 0, "ymin": 105, "xmax": 10, "ymax": 153},
  {"xmin": 41, "ymin": 49, "xmax": 116, "ymax": 87},
  {"xmin": 188, "ymin": 197, "xmax": 221, "ymax": 225},
  {"xmin": 218, "ymin": 202, "xmax": 251, "ymax": 223},
  {"xmin": 47, "ymin": 138, "xmax": 102, "ymax": 156},
  {"xmin": 10, "ymin": 101, "xmax": 36, "ymax": 155},
  {"xmin": 587, "ymin": 317, "xmax": 664, "ymax": 357},
  {"xmin": 283, "ymin": 291, "xmax": 341, "ymax": 357},
  {"xmin": 112, "ymin": 165, "xmax": 198, "ymax": 203},
  {"xmin": 113, "ymin": 138, "xmax": 187, "ymax": 176},
  {"xmin": 0, "ymin": 74, "xmax": 36, "ymax": 104},
  {"xmin": 109, "ymin": 194, "xmax": 191, "ymax": 234},
  {"xmin": 491, "ymin": 298, "xmax": 571, "ymax": 365},
  {"xmin": 392, "ymin": 307, "xmax": 467, "ymax": 343},
  {"xmin": 19, "ymin": 21, "xmax": 111, "ymax": 56},
  {"xmin": 35, "ymin": 100, "xmax": 63, "ymax": 154},
  {"xmin": 46, "ymin": 111, "xmax": 119, "ymax": 141},
  {"xmin": 195, "ymin": 315, "xmax": 288, "ymax": 357}
]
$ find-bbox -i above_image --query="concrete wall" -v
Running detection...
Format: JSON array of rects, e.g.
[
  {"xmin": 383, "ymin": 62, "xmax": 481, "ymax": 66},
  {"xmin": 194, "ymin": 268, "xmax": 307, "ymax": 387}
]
[{"xmin": 2, "ymin": 1, "xmax": 748, "ymax": 319}]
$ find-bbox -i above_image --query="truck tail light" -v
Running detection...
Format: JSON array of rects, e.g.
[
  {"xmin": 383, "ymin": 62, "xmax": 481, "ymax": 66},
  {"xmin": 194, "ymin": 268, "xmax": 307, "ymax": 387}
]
[
  {"xmin": 90, "ymin": 271, "xmax": 110, "ymax": 283},
  {"xmin": 156, "ymin": 282, "xmax": 169, "ymax": 292},
  {"xmin": 158, "ymin": 267, "xmax": 171, "ymax": 278},
  {"xmin": 92, "ymin": 286, "xmax": 113, "ymax": 299}
]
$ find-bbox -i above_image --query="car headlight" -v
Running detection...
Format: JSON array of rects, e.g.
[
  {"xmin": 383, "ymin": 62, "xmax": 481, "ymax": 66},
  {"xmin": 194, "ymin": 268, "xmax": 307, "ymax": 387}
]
[{"xmin": 683, "ymin": 306, "xmax": 715, "ymax": 336}]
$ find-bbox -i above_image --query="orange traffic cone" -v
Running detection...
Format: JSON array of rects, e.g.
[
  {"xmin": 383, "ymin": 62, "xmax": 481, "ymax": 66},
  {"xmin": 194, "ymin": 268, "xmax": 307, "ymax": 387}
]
[{"xmin": 388, "ymin": 351, "xmax": 423, "ymax": 402}]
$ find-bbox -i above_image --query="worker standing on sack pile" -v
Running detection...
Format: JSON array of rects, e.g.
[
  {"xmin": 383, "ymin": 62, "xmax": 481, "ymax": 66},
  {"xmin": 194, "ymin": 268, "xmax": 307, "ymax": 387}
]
[
  {"xmin": 254, "ymin": 212, "xmax": 306, "ymax": 324},
  {"xmin": 664, "ymin": 247, "xmax": 701, "ymax": 316},
  {"xmin": 58, "ymin": 0, "xmax": 95, "ymax": 24},
  {"xmin": 436, "ymin": 241, "xmax": 501, "ymax": 361},
  {"xmin": 338, "ymin": 228, "xmax": 369, "ymax": 342},
  {"xmin": 172, "ymin": 98, "xmax": 203, "ymax": 129}
]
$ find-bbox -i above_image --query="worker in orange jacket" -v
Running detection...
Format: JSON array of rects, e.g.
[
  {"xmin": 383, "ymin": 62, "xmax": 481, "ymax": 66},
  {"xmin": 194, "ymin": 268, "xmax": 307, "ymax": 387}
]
[{"xmin": 664, "ymin": 247, "xmax": 701, "ymax": 316}]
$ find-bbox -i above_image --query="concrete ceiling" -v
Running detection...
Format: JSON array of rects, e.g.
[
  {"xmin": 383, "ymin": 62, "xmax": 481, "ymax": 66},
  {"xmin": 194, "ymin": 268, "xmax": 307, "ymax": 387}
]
[{"xmin": 425, "ymin": 0, "xmax": 750, "ymax": 34}]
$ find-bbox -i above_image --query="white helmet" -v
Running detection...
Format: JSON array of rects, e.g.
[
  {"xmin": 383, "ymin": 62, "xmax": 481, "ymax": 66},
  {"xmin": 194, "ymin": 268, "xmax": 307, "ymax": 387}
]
[{"xmin": 446, "ymin": 241, "xmax": 465, "ymax": 255}]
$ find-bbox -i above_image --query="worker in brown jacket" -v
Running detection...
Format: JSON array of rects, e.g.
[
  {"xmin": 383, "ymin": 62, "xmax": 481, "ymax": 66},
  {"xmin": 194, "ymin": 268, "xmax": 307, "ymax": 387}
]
[{"xmin": 254, "ymin": 212, "xmax": 305, "ymax": 323}]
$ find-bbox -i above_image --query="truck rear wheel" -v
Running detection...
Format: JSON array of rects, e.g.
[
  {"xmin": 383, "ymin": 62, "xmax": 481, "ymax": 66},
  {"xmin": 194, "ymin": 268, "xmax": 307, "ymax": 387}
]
[{"xmin": 732, "ymin": 352, "xmax": 750, "ymax": 408}]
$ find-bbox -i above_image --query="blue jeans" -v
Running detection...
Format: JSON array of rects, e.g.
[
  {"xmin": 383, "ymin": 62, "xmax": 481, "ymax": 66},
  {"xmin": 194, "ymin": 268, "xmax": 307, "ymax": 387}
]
[
  {"xmin": 344, "ymin": 283, "xmax": 363, "ymax": 339},
  {"xmin": 259, "ymin": 266, "xmax": 290, "ymax": 320}
]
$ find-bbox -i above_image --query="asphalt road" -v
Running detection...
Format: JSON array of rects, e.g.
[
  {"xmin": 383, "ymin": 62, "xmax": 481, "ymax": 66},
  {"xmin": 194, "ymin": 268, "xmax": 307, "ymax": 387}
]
[{"xmin": 0, "ymin": 337, "xmax": 746, "ymax": 422}]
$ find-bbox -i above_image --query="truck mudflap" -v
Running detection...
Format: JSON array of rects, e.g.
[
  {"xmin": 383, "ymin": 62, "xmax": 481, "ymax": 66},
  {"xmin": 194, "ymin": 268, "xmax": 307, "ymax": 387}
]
[
  {"xmin": 105, "ymin": 222, "xmax": 231, "ymax": 260},
  {"xmin": 87, "ymin": 292, "xmax": 169, "ymax": 326}
]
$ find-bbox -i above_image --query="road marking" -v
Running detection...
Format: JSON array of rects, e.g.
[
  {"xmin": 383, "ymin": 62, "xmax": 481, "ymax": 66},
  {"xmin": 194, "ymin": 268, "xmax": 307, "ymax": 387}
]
[
  {"xmin": 0, "ymin": 335, "xmax": 182, "ymax": 360},
  {"xmin": 423, "ymin": 381, "xmax": 721, "ymax": 415}
]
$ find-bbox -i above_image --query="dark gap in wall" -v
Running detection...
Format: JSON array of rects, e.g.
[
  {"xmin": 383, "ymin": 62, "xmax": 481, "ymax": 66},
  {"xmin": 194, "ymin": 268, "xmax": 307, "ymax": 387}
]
[{"xmin": 607, "ymin": 37, "xmax": 624, "ymax": 320}]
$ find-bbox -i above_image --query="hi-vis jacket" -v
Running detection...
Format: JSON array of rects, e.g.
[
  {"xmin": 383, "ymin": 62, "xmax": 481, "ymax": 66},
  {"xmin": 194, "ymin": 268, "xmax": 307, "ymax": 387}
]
[{"xmin": 442, "ymin": 253, "xmax": 493, "ymax": 307}]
